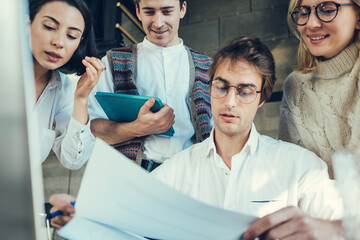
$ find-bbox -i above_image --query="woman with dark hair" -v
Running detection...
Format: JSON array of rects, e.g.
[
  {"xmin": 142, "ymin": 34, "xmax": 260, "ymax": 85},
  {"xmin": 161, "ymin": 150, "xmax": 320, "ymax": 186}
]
[{"xmin": 29, "ymin": 0, "xmax": 105, "ymax": 169}]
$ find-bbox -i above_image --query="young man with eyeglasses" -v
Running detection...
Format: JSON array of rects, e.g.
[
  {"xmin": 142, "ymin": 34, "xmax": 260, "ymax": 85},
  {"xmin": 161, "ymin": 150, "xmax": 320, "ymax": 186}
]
[
  {"xmin": 88, "ymin": 0, "xmax": 212, "ymax": 172},
  {"xmin": 49, "ymin": 37, "xmax": 345, "ymax": 239},
  {"xmin": 152, "ymin": 37, "xmax": 345, "ymax": 239}
]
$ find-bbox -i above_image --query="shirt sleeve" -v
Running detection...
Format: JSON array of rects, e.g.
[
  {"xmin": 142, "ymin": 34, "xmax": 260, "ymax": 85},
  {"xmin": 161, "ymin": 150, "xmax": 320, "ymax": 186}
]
[
  {"xmin": 53, "ymin": 117, "xmax": 95, "ymax": 170},
  {"xmin": 150, "ymin": 153, "xmax": 185, "ymax": 189},
  {"xmin": 88, "ymin": 56, "xmax": 115, "ymax": 120},
  {"xmin": 150, "ymin": 158, "xmax": 172, "ymax": 184},
  {"xmin": 51, "ymin": 75, "xmax": 95, "ymax": 170},
  {"xmin": 297, "ymin": 151, "xmax": 344, "ymax": 220}
]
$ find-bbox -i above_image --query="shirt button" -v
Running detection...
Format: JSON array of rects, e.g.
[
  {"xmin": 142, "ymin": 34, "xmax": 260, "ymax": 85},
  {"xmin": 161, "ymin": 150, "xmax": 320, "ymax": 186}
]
[
  {"xmin": 78, "ymin": 151, "xmax": 82, "ymax": 154},
  {"xmin": 81, "ymin": 130, "xmax": 84, "ymax": 133}
]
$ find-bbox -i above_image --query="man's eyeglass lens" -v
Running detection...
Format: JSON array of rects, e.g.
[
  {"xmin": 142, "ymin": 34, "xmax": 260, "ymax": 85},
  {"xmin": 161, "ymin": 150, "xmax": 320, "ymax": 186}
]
[{"xmin": 210, "ymin": 79, "xmax": 260, "ymax": 104}]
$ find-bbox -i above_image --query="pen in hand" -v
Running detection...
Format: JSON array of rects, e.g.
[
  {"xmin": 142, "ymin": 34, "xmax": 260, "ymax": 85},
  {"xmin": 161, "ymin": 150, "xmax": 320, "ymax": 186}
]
[{"xmin": 48, "ymin": 201, "xmax": 75, "ymax": 219}]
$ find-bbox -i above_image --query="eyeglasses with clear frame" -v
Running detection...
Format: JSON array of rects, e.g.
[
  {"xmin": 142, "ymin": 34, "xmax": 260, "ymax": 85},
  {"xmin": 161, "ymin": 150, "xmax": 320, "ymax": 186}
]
[
  {"xmin": 290, "ymin": 1, "xmax": 356, "ymax": 26},
  {"xmin": 209, "ymin": 78, "xmax": 262, "ymax": 104}
]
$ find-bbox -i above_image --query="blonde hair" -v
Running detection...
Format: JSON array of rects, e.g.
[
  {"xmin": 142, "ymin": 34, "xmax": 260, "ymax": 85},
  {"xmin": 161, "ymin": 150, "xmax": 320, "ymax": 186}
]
[{"xmin": 288, "ymin": 0, "xmax": 360, "ymax": 73}]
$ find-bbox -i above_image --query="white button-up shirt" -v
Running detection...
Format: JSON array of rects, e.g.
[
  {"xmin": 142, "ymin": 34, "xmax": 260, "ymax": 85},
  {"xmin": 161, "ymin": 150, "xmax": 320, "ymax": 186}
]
[
  {"xmin": 34, "ymin": 70, "xmax": 94, "ymax": 169},
  {"xmin": 89, "ymin": 38, "xmax": 194, "ymax": 163},
  {"xmin": 152, "ymin": 124, "xmax": 343, "ymax": 219}
]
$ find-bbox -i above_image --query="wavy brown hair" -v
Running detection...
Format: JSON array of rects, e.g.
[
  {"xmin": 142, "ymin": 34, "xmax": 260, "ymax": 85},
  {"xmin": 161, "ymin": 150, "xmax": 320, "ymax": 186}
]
[{"xmin": 209, "ymin": 37, "xmax": 276, "ymax": 105}]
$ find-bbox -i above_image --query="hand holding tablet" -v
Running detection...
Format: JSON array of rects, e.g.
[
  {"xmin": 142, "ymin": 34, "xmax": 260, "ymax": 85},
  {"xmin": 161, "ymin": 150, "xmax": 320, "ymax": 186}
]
[{"xmin": 95, "ymin": 92, "xmax": 175, "ymax": 137}]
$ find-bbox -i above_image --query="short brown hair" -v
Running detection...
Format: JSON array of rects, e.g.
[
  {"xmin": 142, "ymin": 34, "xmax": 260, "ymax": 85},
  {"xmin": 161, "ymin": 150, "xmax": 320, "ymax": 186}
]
[
  {"xmin": 134, "ymin": 0, "xmax": 186, "ymax": 8},
  {"xmin": 209, "ymin": 37, "xmax": 276, "ymax": 104}
]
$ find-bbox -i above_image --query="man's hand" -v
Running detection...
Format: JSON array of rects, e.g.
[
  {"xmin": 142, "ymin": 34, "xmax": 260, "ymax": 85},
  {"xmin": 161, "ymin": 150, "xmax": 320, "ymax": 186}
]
[
  {"xmin": 91, "ymin": 98, "xmax": 175, "ymax": 144},
  {"xmin": 242, "ymin": 206, "xmax": 345, "ymax": 240},
  {"xmin": 133, "ymin": 98, "xmax": 175, "ymax": 136},
  {"xmin": 49, "ymin": 194, "xmax": 76, "ymax": 230}
]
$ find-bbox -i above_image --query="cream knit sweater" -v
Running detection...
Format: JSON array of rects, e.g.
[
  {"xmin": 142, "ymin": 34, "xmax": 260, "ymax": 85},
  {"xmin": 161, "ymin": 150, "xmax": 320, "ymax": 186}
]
[{"xmin": 278, "ymin": 43, "xmax": 360, "ymax": 179}]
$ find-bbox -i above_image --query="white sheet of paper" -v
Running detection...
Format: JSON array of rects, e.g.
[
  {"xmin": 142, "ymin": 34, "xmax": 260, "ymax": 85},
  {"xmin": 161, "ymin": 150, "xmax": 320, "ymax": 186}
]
[
  {"xmin": 59, "ymin": 216, "xmax": 146, "ymax": 240},
  {"xmin": 60, "ymin": 139, "xmax": 257, "ymax": 240}
]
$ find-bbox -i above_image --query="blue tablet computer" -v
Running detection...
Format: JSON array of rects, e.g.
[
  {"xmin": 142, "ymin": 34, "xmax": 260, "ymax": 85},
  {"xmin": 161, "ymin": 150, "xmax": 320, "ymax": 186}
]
[{"xmin": 95, "ymin": 92, "xmax": 175, "ymax": 137}]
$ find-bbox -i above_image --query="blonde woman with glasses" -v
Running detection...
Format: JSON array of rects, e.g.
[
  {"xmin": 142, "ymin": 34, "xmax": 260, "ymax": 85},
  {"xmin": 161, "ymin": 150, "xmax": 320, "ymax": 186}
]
[{"xmin": 279, "ymin": 0, "xmax": 360, "ymax": 179}]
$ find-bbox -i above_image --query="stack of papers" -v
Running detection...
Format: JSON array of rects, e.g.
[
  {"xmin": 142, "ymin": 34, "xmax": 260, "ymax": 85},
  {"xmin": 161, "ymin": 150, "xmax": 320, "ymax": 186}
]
[{"xmin": 59, "ymin": 139, "xmax": 257, "ymax": 240}]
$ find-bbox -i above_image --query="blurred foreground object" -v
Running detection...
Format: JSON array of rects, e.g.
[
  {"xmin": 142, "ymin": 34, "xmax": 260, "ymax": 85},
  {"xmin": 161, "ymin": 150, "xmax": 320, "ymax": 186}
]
[
  {"xmin": 0, "ymin": 0, "xmax": 46, "ymax": 239},
  {"xmin": 333, "ymin": 148, "xmax": 360, "ymax": 240}
]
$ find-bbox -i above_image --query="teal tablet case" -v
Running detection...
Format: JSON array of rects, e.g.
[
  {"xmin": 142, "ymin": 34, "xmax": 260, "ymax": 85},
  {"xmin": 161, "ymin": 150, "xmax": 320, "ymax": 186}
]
[{"xmin": 95, "ymin": 92, "xmax": 175, "ymax": 137}]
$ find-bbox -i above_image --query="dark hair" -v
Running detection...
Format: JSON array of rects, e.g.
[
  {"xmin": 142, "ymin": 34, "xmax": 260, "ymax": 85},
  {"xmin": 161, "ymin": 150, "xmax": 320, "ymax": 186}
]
[
  {"xmin": 133, "ymin": 0, "xmax": 186, "ymax": 8},
  {"xmin": 29, "ymin": 0, "xmax": 97, "ymax": 75},
  {"xmin": 209, "ymin": 37, "xmax": 276, "ymax": 104}
]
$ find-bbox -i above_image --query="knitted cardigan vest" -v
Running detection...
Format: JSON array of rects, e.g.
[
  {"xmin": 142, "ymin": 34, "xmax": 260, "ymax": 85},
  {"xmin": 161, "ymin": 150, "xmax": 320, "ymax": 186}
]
[{"xmin": 106, "ymin": 45, "xmax": 212, "ymax": 164}]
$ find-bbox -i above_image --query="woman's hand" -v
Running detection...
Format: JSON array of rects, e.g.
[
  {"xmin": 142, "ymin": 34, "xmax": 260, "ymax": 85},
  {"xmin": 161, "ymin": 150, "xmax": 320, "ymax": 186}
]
[
  {"xmin": 75, "ymin": 56, "xmax": 105, "ymax": 100},
  {"xmin": 72, "ymin": 56, "xmax": 105, "ymax": 125}
]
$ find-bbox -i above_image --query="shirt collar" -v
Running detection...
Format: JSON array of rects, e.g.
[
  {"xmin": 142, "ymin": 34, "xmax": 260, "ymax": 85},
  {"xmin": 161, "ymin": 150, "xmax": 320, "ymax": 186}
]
[
  {"xmin": 246, "ymin": 123, "xmax": 259, "ymax": 157},
  {"xmin": 47, "ymin": 70, "xmax": 62, "ymax": 90},
  {"xmin": 142, "ymin": 37, "xmax": 184, "ymax": 53},
  {"xmin": 205, "ymin": 123, "xmax": 259, "ymax": 159},
  {"xmin": 205, "ymin": 128, "xmax": 217, "ymax": 158}
]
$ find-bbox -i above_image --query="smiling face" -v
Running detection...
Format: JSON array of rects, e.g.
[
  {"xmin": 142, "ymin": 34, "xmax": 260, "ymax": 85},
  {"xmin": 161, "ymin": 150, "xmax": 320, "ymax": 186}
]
[
  {"xmin": 30, "ymin": 1, "xmax": 85, "ymax": 71},
  {"xmin": 297, "ymin": 0, "xmax": 360, "ymax": 59},
  {"xmin": 136, "ymin": 0, "xmax": 186, "ymax": 47},
  {"xmin": 211, "ymin": 59, "xmax": 264, "ymax": 141}
]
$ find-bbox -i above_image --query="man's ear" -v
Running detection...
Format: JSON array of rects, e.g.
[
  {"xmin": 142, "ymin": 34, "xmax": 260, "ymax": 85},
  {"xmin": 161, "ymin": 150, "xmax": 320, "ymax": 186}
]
[
  {"xmin": 258, "ymin": 100, "xmax": 265, "ymax": 108},
  {"xmin": 136, "ymin": 5, "xmax": 142, "ymax": 22},
  {"xmin": 180, "ymin": 1, "xmax": 187, "ymax": 19}
]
